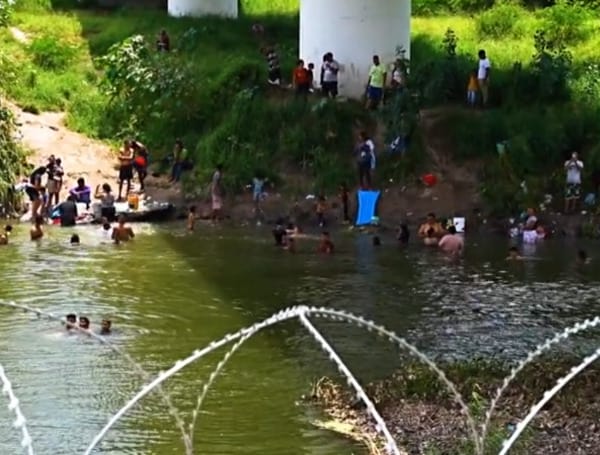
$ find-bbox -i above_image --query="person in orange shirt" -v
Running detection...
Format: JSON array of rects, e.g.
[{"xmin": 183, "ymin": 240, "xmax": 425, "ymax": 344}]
[
  {"xmin": 467, "ymin": 70, "xmax": 478, "ymax": 107},
  {"xmin": 293, "ymin": 59, "xmax": 310, "ymax": 97}
]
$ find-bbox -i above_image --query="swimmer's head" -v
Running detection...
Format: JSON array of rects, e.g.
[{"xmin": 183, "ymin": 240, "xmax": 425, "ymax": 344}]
[
  {"xmin": 189, "ymin": 205, "xmax": 196, "ymax": 213},
  {"xmin": 79, "ymin": 316, "xmax": 90, "ymax": 330},
  {"xmin": 102, "ymin": 183, "xmax": 112, "ymax": 193},
  {"xmin": 66, "ymin": 314, "xmax": 77, "ymax": 330},
  {"xmin": 508, "ymin": 247, "xmax": 520, "ymax": 258},
  {"xmin": 427, "ymin": 212, "xmax": 436, "ymax": 223},
  {"xmin": 321, "ymin": 231, "xmax": 331, "ymax": 240},
  {"xmin": 448, "ymin": 225, "xmax": 457, "ymax": 235},
  {"xmin": 118, "ymin": 215, "xmax": 126, "ymax": 225},
  {"xmin": 101, "ymin": 319, "xmax": 112, "ymax": 334},
  {"xmin": 70, "ymin": 234, "xmax": 80, "ymax": 245},
  {"xmin": 4, "ymin": 225, "xmax": 12, "ymax": 234},
  {"xmin": 578, "ymin": 249, "xmax": 587, "ymax": 262}
]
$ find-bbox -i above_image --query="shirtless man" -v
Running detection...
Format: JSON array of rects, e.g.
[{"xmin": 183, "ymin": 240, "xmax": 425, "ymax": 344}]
[
  {"xmin": 117, "ymin": 140, "xmax": 134, "ymax": 201},
  {"xmin": 112, "ymin": 215, "xmax": 135, "ymax": 244},
  {"xmin": 0, "ymin": 225, "xmax": 12, "ymax": 245}
]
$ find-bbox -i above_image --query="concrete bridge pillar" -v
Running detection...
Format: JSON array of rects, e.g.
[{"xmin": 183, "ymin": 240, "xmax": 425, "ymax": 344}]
[
  {"xmin": 300, "ymin": 0, "xmax": 411, "ymax": 98},
  {"xmin": 168, "ymin": 0, "xmax": 238, "ymax": 18}
]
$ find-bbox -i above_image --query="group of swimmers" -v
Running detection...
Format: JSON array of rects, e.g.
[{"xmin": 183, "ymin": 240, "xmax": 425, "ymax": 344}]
[
  {"xmin": 272, "ymin": 220, "xmax": 334, "ymax": 254},
  {"xmin": 65, "ymin": 313, "xmax": 112, "ymax": 335},
  {"xmin": 0, "ymin": 215, "xmax": 135, "ymax": 245}
]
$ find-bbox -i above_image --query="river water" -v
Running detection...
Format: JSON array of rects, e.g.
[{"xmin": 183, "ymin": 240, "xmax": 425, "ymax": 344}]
[{"xmin": 0, "ymin": 223, "xmax": 599, "ymax": 454}]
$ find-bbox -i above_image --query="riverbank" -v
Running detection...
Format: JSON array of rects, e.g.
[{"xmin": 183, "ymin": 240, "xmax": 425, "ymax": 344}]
[{"xmin": 310, "ymin": 359, "xmax": 600, "ymax": 455}]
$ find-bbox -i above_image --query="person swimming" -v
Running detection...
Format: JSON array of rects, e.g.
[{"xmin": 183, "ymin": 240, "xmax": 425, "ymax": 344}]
[
  {"xmin": 317, "ymin": 231, "xmax": 334, "ymax": 254},
  {"xmin": 0, "ymin": 225, "xmax": 12, "ymax": 245},
  {"xmin": 65, "ymin": 314, "xmax": 77, "ymax": 331},
  {"xmin": 70, "ymin": 234, "xmax": 80, "ymax": 245},
  {"xmin": 272, "ymin": 218, "xmax": 286, "ymax": 246},
  {"xmin": 79, "ymin": 316, "xmax": 90, "ymax": 330},
  {"xmin": 100, "ymin": 319, "xmax": 112, "ymax": 335},
  {"xmin": 112, "ymin": 215, "xmax": 135, "ymax": 244},
  {"xmin": 30, "ymin": 215, "xmax": 44, "ymax": 241},
  {"xmin": 506, "ymin": 247, "xmax": 524, "ymax": 261}
]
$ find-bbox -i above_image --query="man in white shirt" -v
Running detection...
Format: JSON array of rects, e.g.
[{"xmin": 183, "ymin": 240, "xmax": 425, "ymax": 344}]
[
  {"xmin": 477, "ymin": 49, "xmax": 491, "ymax": 107},
  {"xmin": 564, "ymin": 151, "xmax": 584, "ymax": 213},
  {"xmin": 320, "ymin": 52, "xmax": 339, "ymax": 98}
]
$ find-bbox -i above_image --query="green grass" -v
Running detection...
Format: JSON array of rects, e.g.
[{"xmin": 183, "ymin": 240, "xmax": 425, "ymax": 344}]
[{"xmin": 2, "ymin": 3, "xmax": 600, "ymax": 205}]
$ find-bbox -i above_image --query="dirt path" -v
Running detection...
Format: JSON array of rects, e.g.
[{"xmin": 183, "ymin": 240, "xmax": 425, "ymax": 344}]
[{"xmin": 11, "ymin": 103, "xmax": 120, "ymax": 198}]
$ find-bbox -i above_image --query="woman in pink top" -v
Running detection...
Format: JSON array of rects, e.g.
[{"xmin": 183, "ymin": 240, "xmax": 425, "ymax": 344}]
[{"xmin": 438, "ymin": 225, "xmax": 464, "ymax": 256}]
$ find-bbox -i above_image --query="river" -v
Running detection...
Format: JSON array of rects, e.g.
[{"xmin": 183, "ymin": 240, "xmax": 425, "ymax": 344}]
[{"xmin": 0, "ymin": 223, "xmax": 599, "ymax": 454}]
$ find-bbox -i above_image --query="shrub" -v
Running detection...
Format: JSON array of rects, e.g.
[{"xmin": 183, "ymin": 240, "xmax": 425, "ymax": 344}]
[
  {"xmin": 0, "ymin": 0, "xmax": 12, "ymax": 27},
  {"xmin": 539, "ymin": 0, "xmax": 591, "ymax": 45},
  {"xmin": 28, "ymin": 36, "xmax": 77, "ymax": 71},
  {"xmin": 476, "ymin": 3, "xmax": 527, "ymax": 39}
]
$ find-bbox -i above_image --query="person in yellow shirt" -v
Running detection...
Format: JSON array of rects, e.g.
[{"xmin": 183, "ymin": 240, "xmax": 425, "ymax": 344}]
[
  {"xmin": 366, "ymin": 55, "xmax": 387, "ymax": 110},
  {"xmin": 467, "ymin": 70, "xmax": 478, "ymax": 107}
]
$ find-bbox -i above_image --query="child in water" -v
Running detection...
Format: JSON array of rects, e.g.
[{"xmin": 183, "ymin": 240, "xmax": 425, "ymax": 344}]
[
  {"xmin": 30, "ymin": 215, "xmax": 44, "ymax": 241},
  {"xmin": 0, "ymin": 225, "xmax": 12, "ymax": 245},
  {"xmin": 318, "ymin": 231, "xmax": 334, "ymax": 254},
  {"xmin": 506, "ymin": 247, "xmax": 523, "ymax": 261},
  {"xmin": 70, "ymin": 234, "xmax": 80, "ymax": 245},
  {"xmin": 188, "ymin": 205, "xmax": 196, "ymax": 232}
]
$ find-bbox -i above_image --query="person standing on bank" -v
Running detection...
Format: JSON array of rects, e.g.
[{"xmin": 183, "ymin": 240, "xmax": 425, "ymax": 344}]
[
  {"xmin": 320, "ymin": 52, "xmax": 339, "ymax": 99},
  {"xmin": 366, "ymin": 55, "xmax": 387, "ymax": 110},
  {"xmin": 477, "ymin": 49, "xmax": 491, "ymax": 107},
  {"xmin": 117, "ymin": 140, "xmax": 134, "ymax": 201},
  {"xmin": 564, "ymin": 151, "xmax": 584, "ymax": 214}
]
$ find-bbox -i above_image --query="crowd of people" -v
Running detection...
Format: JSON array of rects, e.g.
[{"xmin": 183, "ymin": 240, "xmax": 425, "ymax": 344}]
[{"xmin": 65, "ymin": 313, "xmax": 112, "ymax": 336}]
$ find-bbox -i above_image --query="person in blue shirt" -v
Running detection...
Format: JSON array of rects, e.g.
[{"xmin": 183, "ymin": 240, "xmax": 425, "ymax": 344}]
[
  {"xmin": 252, "ymin": 172, "xmax": 267, "ymax": 219},
  {"xmin": 69, "ymin": 178, "xmax": 91, "ymax": 208}
]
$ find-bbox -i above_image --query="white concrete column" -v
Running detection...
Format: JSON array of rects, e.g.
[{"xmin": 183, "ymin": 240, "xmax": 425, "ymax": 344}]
[
  {"xmin": 168, "ymin": 0, "xmax": 238, "ymax": 18},
  {"xmin": 300, "ymin": 0, "xmax": 411, "ymax": 98}
]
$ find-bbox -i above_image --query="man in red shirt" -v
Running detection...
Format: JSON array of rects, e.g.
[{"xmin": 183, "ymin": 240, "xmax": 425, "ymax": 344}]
[{"xmin": 292, "ymin": 59, "xmax": 310, "ymax": 97}]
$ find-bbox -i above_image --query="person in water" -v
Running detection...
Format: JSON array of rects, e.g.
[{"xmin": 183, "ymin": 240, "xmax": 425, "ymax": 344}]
[
  {"xmin": 438, "ymin": 225, "xmax": 464, "ymax": 256},
  {"xmin": 56, "ymin": 195, "xmax": 78, "ymax": 227},
  {"xmin": 70, "ymin": 234, "xmax": 80, "ymax": 245},
  {"xmin": 577, "ymin": 249, "xmax": 590, "ymax": 265},
  {"xmin": 318, "ymin": 231, "xmax": 334, "ymax": 254},
  {"xmin": 65, "ymin": 314, "xmax": 77, "ymax": 331},
  {"xmin": 397, "ymin": 223, "xmax": 410, "ymax": 246},
  {"xmin": 30, "ymin": 215, "xmax": 44, "ymax": 241},
  {"xmin": 187, "ymin": 205, "xmax": 196, "ymax": 232},
  {"xmin": 418, "ymin": 213, "xmax": 445, "ymax": 245},
  {"xmin": 272, "ymin": 218, "xmax": 287, "ymax": 247},
  {"xmin": 0, "ymin": 225, "xmax": 12, "ymax": 245},
  {"xmin": 100, "ymin": 319, "xmax": 112, "ymax": 335},
  {"xmin": 373, "ymin": 236, "xmax": 382, "ymax": 246},
  {"xmin": 112, "ymin": 215, "xmax": 135, "ymax": 244},
  {"xmin": 79, "ymin": 316, "xmax": 90, "ymax": 330},
  {"xmin": 284, "ymin": 237, "xmax": 296, "ymax": 253},
  {"xmin": 506, "ymin": 247, "xmax": 523, "ymax": 261}
]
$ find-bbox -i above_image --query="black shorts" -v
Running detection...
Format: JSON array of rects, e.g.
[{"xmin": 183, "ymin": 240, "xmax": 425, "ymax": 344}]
[
  {"xmin": 268, "ymin": 68, "xmax": 281, "ymax": 83},
  {"xmin": 322, "ymin": 81, "xmax": 338, "ymax": 97},
  {"xmin": 25, "ymin": 186, "xmax": 39, "ymax": 202},
  {"xmin": 101, "ymin": 206, "xmax": 117, "ymax": 222},
  {"xmin": 296, "ymin": 83, "xmax": 310, "ymax": 95},
  {"xmin": 119, "ymin": 165, "xmax": 133, "ymax": 181}
]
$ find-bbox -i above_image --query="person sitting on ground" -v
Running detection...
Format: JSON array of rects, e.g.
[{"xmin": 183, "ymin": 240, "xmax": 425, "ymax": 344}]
[
  {"xmin": 69, "ymin": 178, "xmax": 92, "ymax": 208},
  {"xmin": 0, "ymin": 225, "xmax": 12, "ymax": 245},
  {"xmin": 70, "ymin": 234, "xmax": 80, "ymax": 245},
  {"xmin": 30, "ymin": 215, "xmax": 44, "ymax": 241},
  {"xmin": 188, "ymin": 205, "xmax": 196, "ymax": 232},
  {"xmin": 292, "ymin": 59, "xmax": 310, "ymax": 96},
  {"xmin": 438, "ymin": 225, "xmax": 464, "ymax": 256},
  {"xmin": 112, "ymin": 215, "xmax": 135, "ymax": 244},
  {"xmin": 317, "ymin": 231, "xmax": 334, "ymax": 254},
  {"xmin": 94, "ymin": 183, "xmax": 116, "ymax": 221},
  {"xmin": 79, "ymin": 316, "xmax": 90, "ymax": 330},
  {"xmin": 100, "ymin": 319, "xmax": 112, "ymax": 335},
  {"xmin": 263, "ymin": 45, "xmax": 281, "ymax": 86},
  {"xmin": 56, "ymin": 195, "xmax": 78, "ymax": 227},
  {"xmin": 65, "ymin": 314, "xmax": 77, "ymax": 331},
  {"xmin": 117, "ymin": 141, "xmax": 134, "ymax": 201},
  {"xmin": 506, "ymin": 247, "xmax": 523, "ymax": 261},
  {"xmin": 397, "ymin": 223, "xmax": 410, "ymax": 246},
  {"xmin": 418, "ymin": 213, "xmax": 444, "ymax": 246},
  {"xmin": 157, "ymin": 29, "xmax": 170, "ymax": 52}
]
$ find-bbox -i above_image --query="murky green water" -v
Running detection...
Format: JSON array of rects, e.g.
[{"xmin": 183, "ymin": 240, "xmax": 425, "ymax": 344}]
[{"xmin": 0, "ymin": 223, "xmax": 599, "ymax": 454}]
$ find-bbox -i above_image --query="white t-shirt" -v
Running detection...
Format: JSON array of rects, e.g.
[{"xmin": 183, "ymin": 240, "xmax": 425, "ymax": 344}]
[
  {"xmin": 322, "ymin": 60, "xmax": 339, "ymax": 83},
  {"xmin": 478, "ymin": 58, "xmax": 491, "ymax": 80},
  {"xmin": 565, "ymin": 159, "xmax": 583, "ymax": 184},
  {"xmin": 365, "ymin": 139, "xmax": 376, "ymax": 170}
]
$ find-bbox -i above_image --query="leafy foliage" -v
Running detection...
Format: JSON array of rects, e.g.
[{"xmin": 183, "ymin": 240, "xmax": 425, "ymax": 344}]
[
  {"xmin": 539, "ymin": 0, "xmax": 592, "ymax": 45},
  {"xmin": 531, "ymin": 30, "xmax": 572, "ymax": 102},
  {"xmin": 0, "ymin": 0, "xmax": 12, "ymax": 27},
  {"xmin": 476, "ymin": 3, "xmax": 527, "ymax": 39},
  {"xmin": 29, "ymin": 36, "xmax": 77, "ymax": 71}
]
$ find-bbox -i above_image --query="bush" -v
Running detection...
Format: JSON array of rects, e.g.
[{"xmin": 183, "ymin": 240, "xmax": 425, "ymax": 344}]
[
  {"xmin": 0, "ymin": 0, "xmax": 12, "ymax": 27},
  {"xmin": 28, "ymin": 36, "xmax": 77, "ymax": 71},
  {"xmin": 476, "ymin": 3, "xmax": 528, "ymax": 39},
  {"xmin": 539, "ymin": 0, "xmax": 591, "ymax": 45}
]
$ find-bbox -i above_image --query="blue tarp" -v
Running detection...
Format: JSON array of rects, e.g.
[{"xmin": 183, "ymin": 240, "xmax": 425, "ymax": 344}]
[{"xmin": 356, "ymin": 190, "xmax": 381, "ymax": 226}]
